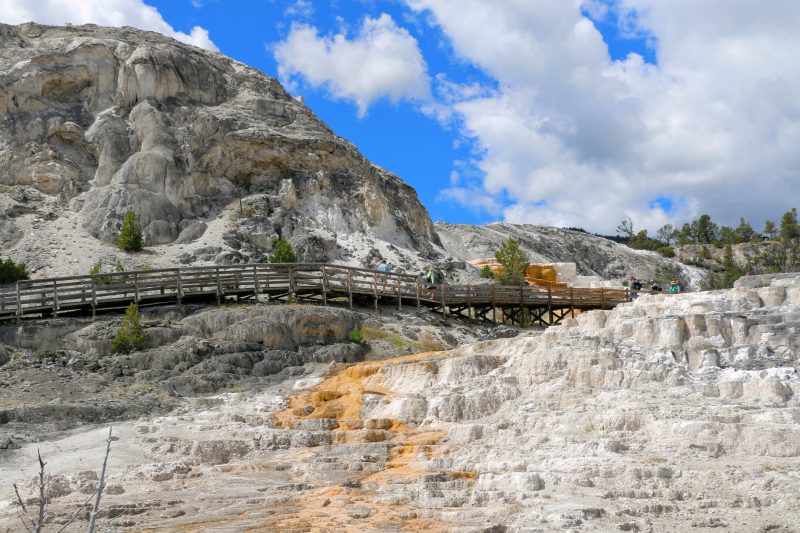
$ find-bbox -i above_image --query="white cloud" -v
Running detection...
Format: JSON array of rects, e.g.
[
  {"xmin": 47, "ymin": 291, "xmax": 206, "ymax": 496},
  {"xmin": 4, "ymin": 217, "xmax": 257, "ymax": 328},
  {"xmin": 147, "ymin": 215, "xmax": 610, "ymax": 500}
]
[
  {"xmin": 0, "ymin": 0, "xmax": 218, "ymax": 51},
  {"xmin": 406, "ymin": 0, "xmax": 800, "ymax": 233},
  {"xmin": 285, "ymin": 0, "xmax": 314, "ymax": 19},
  {"xmin": 273, "ymin": 13, "xmax": 430, "ymax": 116}
]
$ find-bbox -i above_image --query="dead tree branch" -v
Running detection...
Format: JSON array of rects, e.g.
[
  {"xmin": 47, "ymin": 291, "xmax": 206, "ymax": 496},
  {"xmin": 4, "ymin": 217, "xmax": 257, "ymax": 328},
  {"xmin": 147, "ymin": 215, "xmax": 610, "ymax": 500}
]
[{"xmin": 87, "ymin": 427, "xmax": 113, "ymax": 533}]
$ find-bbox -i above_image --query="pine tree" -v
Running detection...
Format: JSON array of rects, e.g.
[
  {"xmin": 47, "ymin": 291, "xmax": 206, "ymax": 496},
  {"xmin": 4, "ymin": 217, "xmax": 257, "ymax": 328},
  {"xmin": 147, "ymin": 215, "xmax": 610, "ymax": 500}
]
[
  {"xmin": 269, "ymin": 238, "xmax": 297, "ymax": 263},
  {"xmin": 0, "ymin": 257, "xmax": 28, "ymax": 284},
  {"xmin": 111, "ymin": 303, "xmax": 148, "ymax": 353},
  {"xmin": 494, "ymin": 237, "xmax": 529, "ymax": 285},
  {"xmin": 763, "ymin": 220, "xmax": 777, "ymax": 239},
  {"xmin": 116, "ymin": 210, "xmax": 144, "ymax": 252},
  {"xmin": 721, "ymin": 242, "xmax": 743, "ymax": 288}
]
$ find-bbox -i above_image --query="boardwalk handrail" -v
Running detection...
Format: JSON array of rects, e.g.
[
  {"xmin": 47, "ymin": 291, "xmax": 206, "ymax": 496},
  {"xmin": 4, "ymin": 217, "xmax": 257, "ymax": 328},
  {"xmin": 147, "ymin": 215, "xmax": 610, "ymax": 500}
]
[{"xmin": 0, "ymin": 262, "xmax": 658, "ymax": 324}]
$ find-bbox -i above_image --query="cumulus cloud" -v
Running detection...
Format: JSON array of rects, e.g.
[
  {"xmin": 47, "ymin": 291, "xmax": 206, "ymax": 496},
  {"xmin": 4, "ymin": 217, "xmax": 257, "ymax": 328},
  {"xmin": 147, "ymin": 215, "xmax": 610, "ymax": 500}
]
[
  {"xmin": 273, "ymin": 13, "xmax": 430, "ymax": 116},
  {"xmin": 0, "ymin": 0, "xmax": 218, "ymax": 51},
  {"xmin": 407, "ymin": 0, "xmax": 800, "ymax": 232}
]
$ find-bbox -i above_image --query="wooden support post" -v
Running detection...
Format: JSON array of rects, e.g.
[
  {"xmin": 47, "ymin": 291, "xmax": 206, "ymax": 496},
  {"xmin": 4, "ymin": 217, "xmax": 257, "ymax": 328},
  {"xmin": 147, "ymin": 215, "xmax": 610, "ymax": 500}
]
[
  {"xmin": 176, "ymin": 269, "xmax": 182, "ymax": 305},
  {"xmin": 52, "ymin": 281, "xmax": 59, "ymax": 317},
  {"xmin": 397, "ymin": 276, "xmax": 402, "ymax": 310},
  {"xmin": 134, "ymin": 272, "xmax": 140, "ymax": 303},
  {"xmin": 600, "ymin": 287, "xmax": 606, "ymax": 309},
  {"xmin": 547, "ymin": 286, "xmax": 553, "ymax": 326},
  {"xmin": 253, "ymin": 265, "xmax": 260, "ymax": 303},
  {"xmin": 321, "ymin": 266, "xmax": 328, "ymax": 306},
  {"xmin": 415, "ymin": 278, "xmax": 421, "ymax": 308},
  {"xmin": 347, "ymin": 269, "xmax": 353, "ymax": 309},
  {"xmin": 373, "ymin": 272, "xmax": 378, "ymax": 311},
  {"xmin": 216, "ymin": 267, "xmax": 222, "ymax": 305},
  {"xmin": 91, "ymin": 277, "xmax": 97, "ymax": 320}
]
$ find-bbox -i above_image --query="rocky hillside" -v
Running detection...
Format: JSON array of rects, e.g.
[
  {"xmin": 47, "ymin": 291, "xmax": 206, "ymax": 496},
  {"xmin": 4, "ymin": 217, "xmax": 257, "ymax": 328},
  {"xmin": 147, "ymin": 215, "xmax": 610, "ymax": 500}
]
[
  {"xmin": 1, "ymin": 274, "xmax": 797, "ymax": 531},
  {"xmin": 0, "ymin": 22, "xmax": 443, "ymax": 277},
  {"xmin": 437, "ymin": 222, "xmax": 706, "ymax": 287}
]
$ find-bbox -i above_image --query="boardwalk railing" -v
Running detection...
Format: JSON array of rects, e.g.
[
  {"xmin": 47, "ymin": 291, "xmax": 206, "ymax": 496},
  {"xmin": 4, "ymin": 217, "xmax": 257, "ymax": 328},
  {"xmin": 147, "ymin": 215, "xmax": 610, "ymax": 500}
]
[{"xmin": 0, "ymin": 263, "xmax": 651, "ymax": 326}]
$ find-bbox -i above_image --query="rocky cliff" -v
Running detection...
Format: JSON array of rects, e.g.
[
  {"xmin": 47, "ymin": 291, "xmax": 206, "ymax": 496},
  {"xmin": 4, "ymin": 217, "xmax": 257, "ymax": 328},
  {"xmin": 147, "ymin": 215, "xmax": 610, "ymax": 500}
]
[
  {"xmin": 0, "ymin": 22, "xmax": 441, "ymax": 276},
  {"xmin": 437, "ymin": 222, "xmax": 706, "ymax": 287}
]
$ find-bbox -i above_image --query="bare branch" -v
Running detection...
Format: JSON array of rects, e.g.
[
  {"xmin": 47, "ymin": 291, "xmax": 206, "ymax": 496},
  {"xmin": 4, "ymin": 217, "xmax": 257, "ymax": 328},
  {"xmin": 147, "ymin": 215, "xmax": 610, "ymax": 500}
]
[
  {"xmin": 12, "ymin": 483, "xmax": 29, "ymax": 515},
  {"xmin": 35, "ymin": 449, "xmax": 47, "ymax": 533},
  {"xmin": 55, "ymin": 489, "xmax": 99, "ymax": 533},
  {"xmin": 14, "ymin": 509, "xmax": 34, "ymax": 533},
  {"xmin": 87, "ymin": 427, "xmax": 113, "ymax": 533}
]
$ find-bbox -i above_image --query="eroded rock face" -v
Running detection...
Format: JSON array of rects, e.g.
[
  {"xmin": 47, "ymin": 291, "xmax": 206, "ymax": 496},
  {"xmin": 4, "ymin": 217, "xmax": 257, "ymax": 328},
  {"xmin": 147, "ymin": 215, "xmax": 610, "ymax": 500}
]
[
  {"xmin": 0, "ymin": 23, "xmax": 440, "ymax": 270},
  {"xmin": 436, "ymin": 221, "xmax": 705, "ymax": 287},
  {"xmin": 2, "ymin": 276, "xmax": 798, "ymax": 532}
]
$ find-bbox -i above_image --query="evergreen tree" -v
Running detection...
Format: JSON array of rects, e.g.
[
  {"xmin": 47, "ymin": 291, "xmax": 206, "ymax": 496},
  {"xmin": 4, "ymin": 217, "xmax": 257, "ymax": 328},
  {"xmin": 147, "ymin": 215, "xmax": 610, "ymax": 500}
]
[
  {"xmin": 479, "ymin": 265, "xmax": 494, "ymax": 279},
  {"xmin": 763, "ymin": 220, "xmax": 777, "ymax": 239},
  {"xmin": 269, "ymin": 238, "xmax": 297, "ymax": 263},
  {"xmin": 0, "ymin": 257, "xmax": 29, "ymax": 284},
  {"xmin": 721, "ymin": 242, "xmax": 743, "ymax": 288},
  {"xmin": 656, "ymin": 224, "xmax": 675, "ymax": 245},
  {"xmin": 779, "ymin": 208, "xmax": 799, "ymax": 270},
  {"xmin": 116, "ymin": 210, "xmax": 144, "ymax": 252},
  {"xmin": 735, "ymin": 217, "xmax": 755, "ymax": 242},
  {"xmin": 111, "ymin": 303, "xmax": 148, "ymax": 352},
  {"xmin": 494, "ymin": 237, "xmax": 529, "ymax": 285}
]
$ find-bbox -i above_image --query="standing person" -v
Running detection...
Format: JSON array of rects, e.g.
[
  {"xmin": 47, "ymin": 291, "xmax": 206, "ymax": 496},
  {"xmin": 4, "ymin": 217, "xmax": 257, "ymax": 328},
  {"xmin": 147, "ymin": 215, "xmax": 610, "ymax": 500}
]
[
  {"xmin": 377, "ymin": 260, "xmax": 390, "ymax": 292},
  {"xmin": 629, "ymin": 276, "xmax": 642, "ymax": 299},
  {"xmin": 668, "ymin": 281, "xmax": 680, "ymax": 293},
  {"xmin": 425, "ymin": 266, "xmax": 437, "ymax": 298}
]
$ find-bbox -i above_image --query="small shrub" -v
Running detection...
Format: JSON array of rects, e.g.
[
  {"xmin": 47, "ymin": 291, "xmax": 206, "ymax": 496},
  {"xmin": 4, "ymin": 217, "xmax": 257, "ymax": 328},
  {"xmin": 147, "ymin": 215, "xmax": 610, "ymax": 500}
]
[
  {"xmin": 0, "ymin": 256, "xmax": 29, "ymax": 284},
  {"xmin": 657, "ymin": 246, "xmax": 675, "ymax": 258},
  {"xmin": 479, "ymin": 265, "xmax": 494, "ymax": 279},
  {"xmin": 116, "ymin": 210, "xmax": 144, "ymax": 252},
  {"xmin": 347, "ymin": 325, "xmax": 364, "ymax": 343},
  {"xmin": 269, "ymin": 238, "xmax": 297, "ymax": 263},
  {"xmin": 35, "ymin": 349, "xmax": 55, "ymax": 360},
  {"xmin": 90, "ymin": 260, "xmax": 103, "ymax": 276},
  {"xmin": 111, "ymin": 303, "xmax": 148, "ymax": 353}
]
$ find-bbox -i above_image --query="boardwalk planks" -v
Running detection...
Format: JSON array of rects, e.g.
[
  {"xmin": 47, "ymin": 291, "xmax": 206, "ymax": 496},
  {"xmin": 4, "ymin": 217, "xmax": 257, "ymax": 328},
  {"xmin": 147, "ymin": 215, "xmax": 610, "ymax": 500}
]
[{"xmin": 0, "ymin": 263, "xmax": 655, "ymax": 324}]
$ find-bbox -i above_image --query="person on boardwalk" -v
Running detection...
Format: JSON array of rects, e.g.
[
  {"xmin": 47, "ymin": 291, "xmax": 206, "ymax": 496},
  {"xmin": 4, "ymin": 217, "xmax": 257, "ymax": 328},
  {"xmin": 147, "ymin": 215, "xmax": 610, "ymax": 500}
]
[
  {"xmin": 424, "ymin": 266, "xmax": 438, "ymax": 298},
  {"xmin": 377, "ymin": 260, "xmax": 392, "ymax": 292},
  {"xmin": 668, "ymin": 280, "xmax": 680, "ymax": 293},
  {"xmin": 629, "ymin": 276, "xmax": 642, "ymax": 299}
]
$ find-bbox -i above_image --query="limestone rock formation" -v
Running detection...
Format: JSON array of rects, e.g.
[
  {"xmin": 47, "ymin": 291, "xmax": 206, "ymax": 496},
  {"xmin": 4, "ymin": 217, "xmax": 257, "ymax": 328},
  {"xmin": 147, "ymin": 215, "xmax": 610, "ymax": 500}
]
[
  {"xmin": 2, "ymin": 275, "xmax": 797, "ymax": 531},
  {"xmin": 437, "ymin": 221, "xmax": 705, "ymax": 287},
  {"xmin": 0, "ymin": 22, "xmax": 441, "ymax": 276}
]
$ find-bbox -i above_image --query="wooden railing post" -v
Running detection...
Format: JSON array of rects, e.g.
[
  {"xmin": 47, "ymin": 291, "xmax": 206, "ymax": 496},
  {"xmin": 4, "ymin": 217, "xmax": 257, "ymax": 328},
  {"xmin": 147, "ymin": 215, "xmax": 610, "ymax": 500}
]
[
  {"xmin": 373, "ymin": 272, "xmax": 378, "ymax": 311},
  {"xmin": 415, "ymin": 278, "xmax": 420, "ymax": 308},
  {"xmin": 52, "ymin": 281, "xmax": 59, "ymax": 317},
  {"xmin": 547, "ymin": 285, "xmax": 553, "ymax": 326},
  {"xmin": 91, "ymin": 277, "xmax": 97, "ymax": 320},
  {"xmin": 321, "ymin": 266, "xmax": 327, "ymax": 306},
  {"xmin": 467, "ymin": 285, "xmax": 473, "ymax": 323},
  {"xmin": 253, "ymin": 265, "xmax": 260, "ymax": 303},
  {"xmin": 216, "ymin": 267, "xmax": 222, "ymax": 305},
  {"xmin": 134, "ymin": 272, "xmax": 140, "ymax": 303},
  {"xmin": 176, "ymin": 269, "xmax": 182, "ymax": 305},
  {"xmin": 440, "ymin": 282, "xmax": 446, "ymax": 316},
  {"xmin": 347, "ymin": 269, "xmax": 353, "ymax": 309},
  {"xmin": 15, "ymin": 281, "xmax": 21, "ymax": 321},
  {"xmin": 397, "ymin": 276, "xmax": 402, "ymax": 310},
  {"xmin": 491, "ymin": 284, "xmax": 496, "ymax": 324},
  {"xmin": 570, "ymin": 286, "xmax": 575, "ymax": 318},
  {"xmin": 600, "ymin": 287, "xmax": 606, "ymax": 308},
  {"xmin": 288, "ymin": 265, "xmax": 295, "ymax": 301}
]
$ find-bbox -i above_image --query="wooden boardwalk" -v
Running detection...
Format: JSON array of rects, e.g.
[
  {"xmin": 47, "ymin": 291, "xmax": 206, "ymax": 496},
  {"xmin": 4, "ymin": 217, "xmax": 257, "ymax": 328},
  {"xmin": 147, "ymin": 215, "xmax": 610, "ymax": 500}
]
[{"xmin": 0, "ymin": 263, "xmax": 644, "ymax": 326}]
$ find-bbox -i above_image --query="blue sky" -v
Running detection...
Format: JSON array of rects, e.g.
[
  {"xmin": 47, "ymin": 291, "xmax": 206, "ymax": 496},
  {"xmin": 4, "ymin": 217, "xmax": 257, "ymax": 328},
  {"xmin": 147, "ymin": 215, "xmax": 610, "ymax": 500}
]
[
  {"xmin": 146, "ymin": 0, "xmax": 656, "ymax": 227},
  {"xmin": 3, "ymin": 0, "xmax": 798, "ymax": 233}
]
